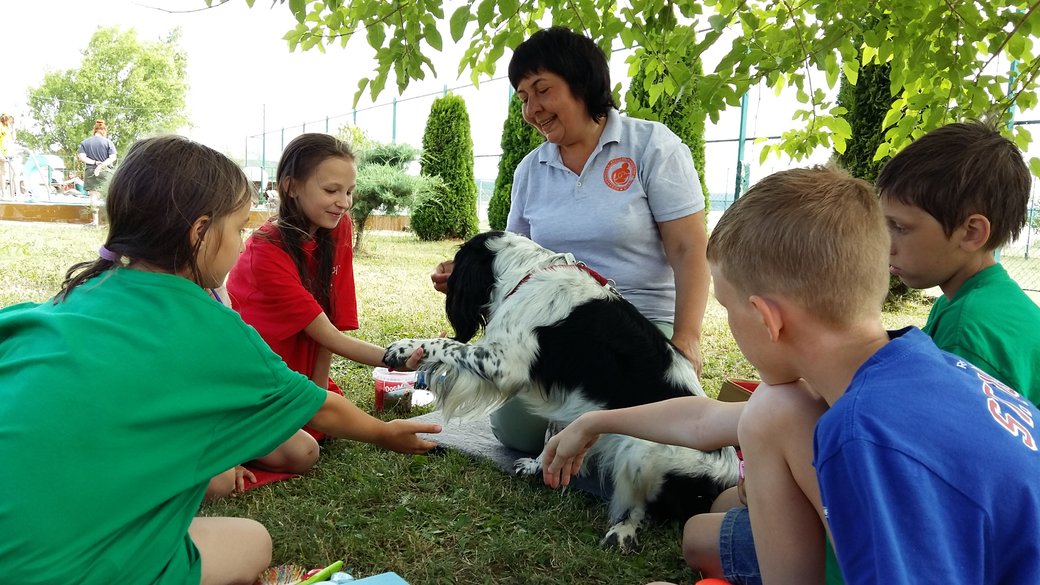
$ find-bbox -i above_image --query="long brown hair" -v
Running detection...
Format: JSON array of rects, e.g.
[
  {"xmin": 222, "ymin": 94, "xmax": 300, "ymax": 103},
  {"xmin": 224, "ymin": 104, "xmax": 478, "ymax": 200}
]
[
  {"xmin": 269, "ymin": 133, "xmax": 355, "ymax": 316},
  {"xmin": 57, "ymin": 135, "xmax": 254, "ymax": 301}
]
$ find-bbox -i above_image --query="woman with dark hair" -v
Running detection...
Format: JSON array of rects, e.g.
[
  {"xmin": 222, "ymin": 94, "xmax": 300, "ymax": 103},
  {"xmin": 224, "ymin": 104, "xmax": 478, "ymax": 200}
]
[
  {"xmin": 433, "ymin": 27, "xmax": 711, "ymax": 453},
  {"xmin": 227, "ymin": 133, "xmax": 431, "ymax": 475}
]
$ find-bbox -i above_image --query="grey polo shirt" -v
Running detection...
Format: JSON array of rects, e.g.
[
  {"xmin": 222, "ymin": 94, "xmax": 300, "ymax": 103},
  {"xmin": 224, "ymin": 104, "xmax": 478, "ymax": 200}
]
[{"xmin": 506, "ymin": 109, "xmax": 703, "ymax": 322}]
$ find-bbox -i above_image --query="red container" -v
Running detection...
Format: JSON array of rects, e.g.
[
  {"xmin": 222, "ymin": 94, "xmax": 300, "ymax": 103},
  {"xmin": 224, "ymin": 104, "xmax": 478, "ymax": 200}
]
[{"xmin": 372, "ymin": 367, "xmax": 417, "ymax": 412}]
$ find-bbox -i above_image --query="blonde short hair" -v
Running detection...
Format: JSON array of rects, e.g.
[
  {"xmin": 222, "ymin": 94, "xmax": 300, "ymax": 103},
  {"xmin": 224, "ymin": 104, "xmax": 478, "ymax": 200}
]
[{"xmin": 707, "ymin": 165, "xmax": 889, "ymax": 325}]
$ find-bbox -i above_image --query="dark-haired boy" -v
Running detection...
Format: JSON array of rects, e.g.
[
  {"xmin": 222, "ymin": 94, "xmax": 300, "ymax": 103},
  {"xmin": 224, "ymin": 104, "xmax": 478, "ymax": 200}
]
[{"xmin": 878, "ymin": 121, "xmax": 1040, "ymax": 403}]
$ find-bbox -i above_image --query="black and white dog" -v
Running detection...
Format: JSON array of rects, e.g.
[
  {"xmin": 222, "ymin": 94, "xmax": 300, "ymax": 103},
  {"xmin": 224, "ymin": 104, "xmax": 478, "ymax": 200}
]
[{"xmin": 384, "ymin": 231, "xmax": 739, "ymax": 551}]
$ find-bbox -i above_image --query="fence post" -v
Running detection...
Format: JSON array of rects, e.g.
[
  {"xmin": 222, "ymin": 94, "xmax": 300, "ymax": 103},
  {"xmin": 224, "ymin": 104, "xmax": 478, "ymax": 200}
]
[{"xmin": 733, "ymin": 91, "xmax": 749, "ymax": 200}]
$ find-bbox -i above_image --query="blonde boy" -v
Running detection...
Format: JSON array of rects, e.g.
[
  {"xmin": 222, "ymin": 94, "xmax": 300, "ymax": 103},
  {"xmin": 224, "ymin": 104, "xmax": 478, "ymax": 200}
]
[
  {"xmin": 544, "ymin": 165, "xmax": 1040, "ymax": 584},
  {"xmin": 707, "ymin": 165, "xmax": 1040, "ymax": 583}
]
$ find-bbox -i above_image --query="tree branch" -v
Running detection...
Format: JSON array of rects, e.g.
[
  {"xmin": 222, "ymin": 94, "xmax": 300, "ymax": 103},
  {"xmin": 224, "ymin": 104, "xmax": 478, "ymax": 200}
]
[
  {"xmin": 779, "ymin": 0, "xmax": 818, "ymax": 138},
  {"xmin": 1000, "ymin": 57, "xmax": 1040, "ymax": 119},
  {"xmin": 565, "ymin": 0, "xmax": 589, "ymax": 37},
  {"xmin": 136, "ymin": 0, "xmax": 231, "ymax": 14},
  {"xmin": 976, "ymin": 0, "xmax": 1040, "ymax": 84}
]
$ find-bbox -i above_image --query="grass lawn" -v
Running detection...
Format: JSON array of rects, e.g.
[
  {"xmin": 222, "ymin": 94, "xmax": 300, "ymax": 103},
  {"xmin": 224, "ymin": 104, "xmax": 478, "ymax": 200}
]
[{"xmin": 0, "ymin": 221, "xmax": 933, "ymax": 584}]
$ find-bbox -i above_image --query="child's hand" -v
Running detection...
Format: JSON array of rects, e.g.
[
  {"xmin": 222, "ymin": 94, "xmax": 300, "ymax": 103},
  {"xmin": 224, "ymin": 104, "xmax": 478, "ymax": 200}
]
[
  {"xmin": 541, "ymin": 420, "xmax": 600, "ymax": 489},
  {"xmin": 378, "ymin": 419, "xmax": 442, "ymax": 454},
  {"xmin": 403, "ymin": 347, "xmax": 425, "ymax": 370},
  {"xmin": 234, "ymin": 465, "xmax": 256, "ymax": 493}
]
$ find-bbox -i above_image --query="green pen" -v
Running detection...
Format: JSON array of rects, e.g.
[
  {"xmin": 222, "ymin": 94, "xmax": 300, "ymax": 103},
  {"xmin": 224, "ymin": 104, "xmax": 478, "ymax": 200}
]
[{"xmin": 296, "ymin": 560, "xmax": 344, "ymax": 585}]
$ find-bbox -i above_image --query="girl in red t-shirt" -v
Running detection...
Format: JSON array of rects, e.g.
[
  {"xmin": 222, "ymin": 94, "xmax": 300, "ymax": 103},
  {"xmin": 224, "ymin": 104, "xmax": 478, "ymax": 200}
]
[{"xmin": 227, "ymin": 133, "xmax": 422, "ymax": 475}]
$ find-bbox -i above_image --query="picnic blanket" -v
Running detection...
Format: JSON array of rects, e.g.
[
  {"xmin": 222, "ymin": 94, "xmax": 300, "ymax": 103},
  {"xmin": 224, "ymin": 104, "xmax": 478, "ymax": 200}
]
[{"xmin": 411, "ymin": 410, "xmax": 612, "ymax": 500}]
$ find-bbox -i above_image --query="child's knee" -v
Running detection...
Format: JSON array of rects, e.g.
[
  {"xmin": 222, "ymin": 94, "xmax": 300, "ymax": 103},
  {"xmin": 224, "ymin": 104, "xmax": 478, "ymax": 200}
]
[
  {"xmin": 230, "ymin": 519, "xmax": 273, "ymax": 584},
  {"xmin": 246, "ymin": 519, "xmax": 274, "ymax": 570},
  {"xmin": 682, "ymin": 512, "xmax": 724, "ymax": 574},
  {"xmin": 287, "ymin": 433, "xmax": 320, "ymax": 472},
  {"xmin": 740, "ymin": 381, "xmax": 826, "ymax": 448}
]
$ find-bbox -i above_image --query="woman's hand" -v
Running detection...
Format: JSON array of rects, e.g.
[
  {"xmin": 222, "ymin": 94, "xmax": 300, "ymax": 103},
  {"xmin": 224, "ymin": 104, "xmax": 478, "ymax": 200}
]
[
  {"xmin": 540, "ymin": 416, "xmax": 601, "ymax": 488},
  {"xmin": 430, "ymin": 260, "xmax": 453, "ymax": 294},
  {"xmin": 672, "ymin": 334, "xmax": 703, "ymax": 378},
  {"xmin": 376, "ymin": 419, "xmax": 442, "ymax": 454}
]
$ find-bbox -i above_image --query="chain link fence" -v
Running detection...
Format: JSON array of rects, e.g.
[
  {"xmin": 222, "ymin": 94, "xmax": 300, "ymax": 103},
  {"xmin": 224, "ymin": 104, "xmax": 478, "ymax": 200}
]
[{"xmin": 1001, "ymin": 184, "xmax": 1040, "ymax": 300}]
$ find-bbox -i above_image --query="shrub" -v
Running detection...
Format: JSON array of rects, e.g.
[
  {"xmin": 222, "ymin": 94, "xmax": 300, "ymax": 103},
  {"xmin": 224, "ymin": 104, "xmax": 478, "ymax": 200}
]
[
  {"xmin": 414, "ymin": 94, "xmax": 478, "ymax": 240},
  {"xmin": 350, "ymin": 141, "xmax": 427, "ymax": 253},
  {"xmin": 488, "ymin": 96, "xmax": 543, "ymax": 230},
  {"xmin": 336, "ymin": 122, "xmax": 374, "ymax": 153},
  {"xmin": 359, "ymin": 142, "xmax": 419, "ymax": 170},
  {"xmin": 624, "ymin": 30, "xmax": 710, "ymax": 214},
  {"xmin": 834, "ymin": 51, "xmax": 916, "ymax": 303}
]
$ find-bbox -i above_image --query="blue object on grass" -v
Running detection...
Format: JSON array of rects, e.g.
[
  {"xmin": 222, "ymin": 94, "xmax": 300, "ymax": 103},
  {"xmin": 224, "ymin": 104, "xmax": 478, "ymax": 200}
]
[{"xmin": 352, "ymin": 573, "xmax": 410, "ymax": 584}]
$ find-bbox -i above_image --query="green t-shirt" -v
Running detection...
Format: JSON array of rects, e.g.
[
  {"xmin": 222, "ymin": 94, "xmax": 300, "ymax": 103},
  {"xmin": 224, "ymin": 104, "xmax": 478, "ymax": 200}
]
[
  {"xmin": 0, "ymin": 268, "xmax": 327, "ymax": 584},
  {"xmin": 923, "ymin": 263, "xmax": 1040, "ymax": 406}
]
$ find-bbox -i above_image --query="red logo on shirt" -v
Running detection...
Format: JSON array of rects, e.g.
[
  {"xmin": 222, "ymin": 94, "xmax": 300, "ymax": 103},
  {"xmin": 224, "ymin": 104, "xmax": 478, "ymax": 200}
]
[{"xmin": 603, "ymin": 157, "xmax": 636, "ymax": 191}]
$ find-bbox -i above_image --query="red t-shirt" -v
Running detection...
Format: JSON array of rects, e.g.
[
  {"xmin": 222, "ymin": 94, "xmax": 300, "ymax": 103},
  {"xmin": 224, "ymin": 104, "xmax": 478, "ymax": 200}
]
[{"xmin": 227, "ymin": 219, "xmax": 359, "ymax": 379}]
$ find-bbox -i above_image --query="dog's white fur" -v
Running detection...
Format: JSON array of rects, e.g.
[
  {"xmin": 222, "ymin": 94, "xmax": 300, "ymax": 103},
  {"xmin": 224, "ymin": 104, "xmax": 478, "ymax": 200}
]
[{"xmin": 385, "ymin": 232, "xmax": 739, "ymax": 552}]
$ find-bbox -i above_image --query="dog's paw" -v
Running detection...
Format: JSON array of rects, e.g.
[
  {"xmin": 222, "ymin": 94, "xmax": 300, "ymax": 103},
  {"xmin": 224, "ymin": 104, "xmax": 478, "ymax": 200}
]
[
  {"xmin": 512, "ymin": 457, "xmax": 542, "ymax": 477},
  {"xmin": 601, "ymin": 522, "xmax": 639, "ymax": 554},
  {"xmin": 383, "ymin": 339, "xmax": 424, "ymax": 368}
]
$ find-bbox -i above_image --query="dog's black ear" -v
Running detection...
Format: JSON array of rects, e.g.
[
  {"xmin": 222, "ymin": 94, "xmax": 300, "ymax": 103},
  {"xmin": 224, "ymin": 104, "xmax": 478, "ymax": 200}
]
[{"xmin": 446, "ymin": 232, "xmax": 501, "ymax": 342}]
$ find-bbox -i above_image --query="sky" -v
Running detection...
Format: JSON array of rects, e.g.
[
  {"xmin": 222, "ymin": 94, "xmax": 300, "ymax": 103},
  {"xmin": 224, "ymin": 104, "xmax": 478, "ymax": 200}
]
[
  {"xmin": 6, "ymin": 1, "xmax": 1035, "ymax": 199},
  {"xmin": 3, "ymin": 0, "xmax": 829, "ymax": 196}
]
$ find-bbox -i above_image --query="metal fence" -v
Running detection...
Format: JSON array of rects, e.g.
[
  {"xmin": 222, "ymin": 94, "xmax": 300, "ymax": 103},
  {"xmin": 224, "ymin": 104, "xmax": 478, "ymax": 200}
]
[{"xmin": 239, "ymin": 84, "xmax": 1040, "ymax": 301}]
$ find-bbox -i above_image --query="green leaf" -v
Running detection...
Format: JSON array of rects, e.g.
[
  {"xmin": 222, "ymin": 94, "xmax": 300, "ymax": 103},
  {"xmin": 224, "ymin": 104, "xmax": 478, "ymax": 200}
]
[
  {"xmin": 1029, "ymin": 156, "xmax": 1040, "ymax": 179},
  {"xmin": 476, "ymin": 0, "xmax": 495, "ymax": 28},
  {"xmin": 862, "ymin": 45, "xmax": 878, "ymax": 66},
  {"xmin": 449, "ymin": 6, "xmax": 470, "ymax": 43},
  {"xmin": 499, "ymin": 0, "xmax": 518, "ymax": 18},
  {"xmin": 648, "ymin": 82, "xmax": 663, "ymax": 106},
  {"xmin": 708, "ymin": 14, "xmax": 727, "ymax": 32},
  {"xmin": 872, "ymin": 141, "xmax": 891, "ymax": 162},
  {"xmin": 882, "ymin": 106, "xmax": 902, "ymax": 130},
  {"xmin": 833, "ymin": 134, "xmax": 847, "ymax": 154},
  {"xmin": 289, "ymin": 0, "xmax": 306, "ymax": 24},
  {"xmin": 426, "ymin": 25, "xmax": 443, "ymax": 51},
  {"xmin": 1013, "ymin": 126, "xmax": 1033, "ymax": 151},
  {"xmin": 759, "ymin": 143, "xmax": 773, "ymax": 164},
  {"xmin": 367, "ymin": 23, "xmax": 386, "ymax": 49},
  {"xmin": 841, "ymin": 59, "xmax": 858, "ymax": 86},
  {"xmin": 824, "ymin": 52, "xmax": 839, "ymax": 88}
]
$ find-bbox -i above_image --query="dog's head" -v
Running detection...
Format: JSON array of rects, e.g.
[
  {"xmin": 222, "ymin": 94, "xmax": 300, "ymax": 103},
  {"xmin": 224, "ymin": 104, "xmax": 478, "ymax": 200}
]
[
  {"xmin": 445, "ymin": 231, "xmax": 558, "ymax": 342},
  {"xmin": 445, "ymin": 231, "xmax": 503, "ymax": 343}
]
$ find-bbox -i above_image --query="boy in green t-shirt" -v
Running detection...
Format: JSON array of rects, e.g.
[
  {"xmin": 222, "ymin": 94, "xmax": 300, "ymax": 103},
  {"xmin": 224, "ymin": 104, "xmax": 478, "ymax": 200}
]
[{"xmin": 878, "ymin": 120, "xmax": 1039, "ymax": 404}]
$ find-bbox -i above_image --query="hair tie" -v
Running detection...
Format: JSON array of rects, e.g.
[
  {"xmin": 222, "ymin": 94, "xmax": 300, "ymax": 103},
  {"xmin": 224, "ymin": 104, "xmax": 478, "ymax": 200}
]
[{"xmin": 98, "ymin": 245, "xmax": 121, "ymax": 262}]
